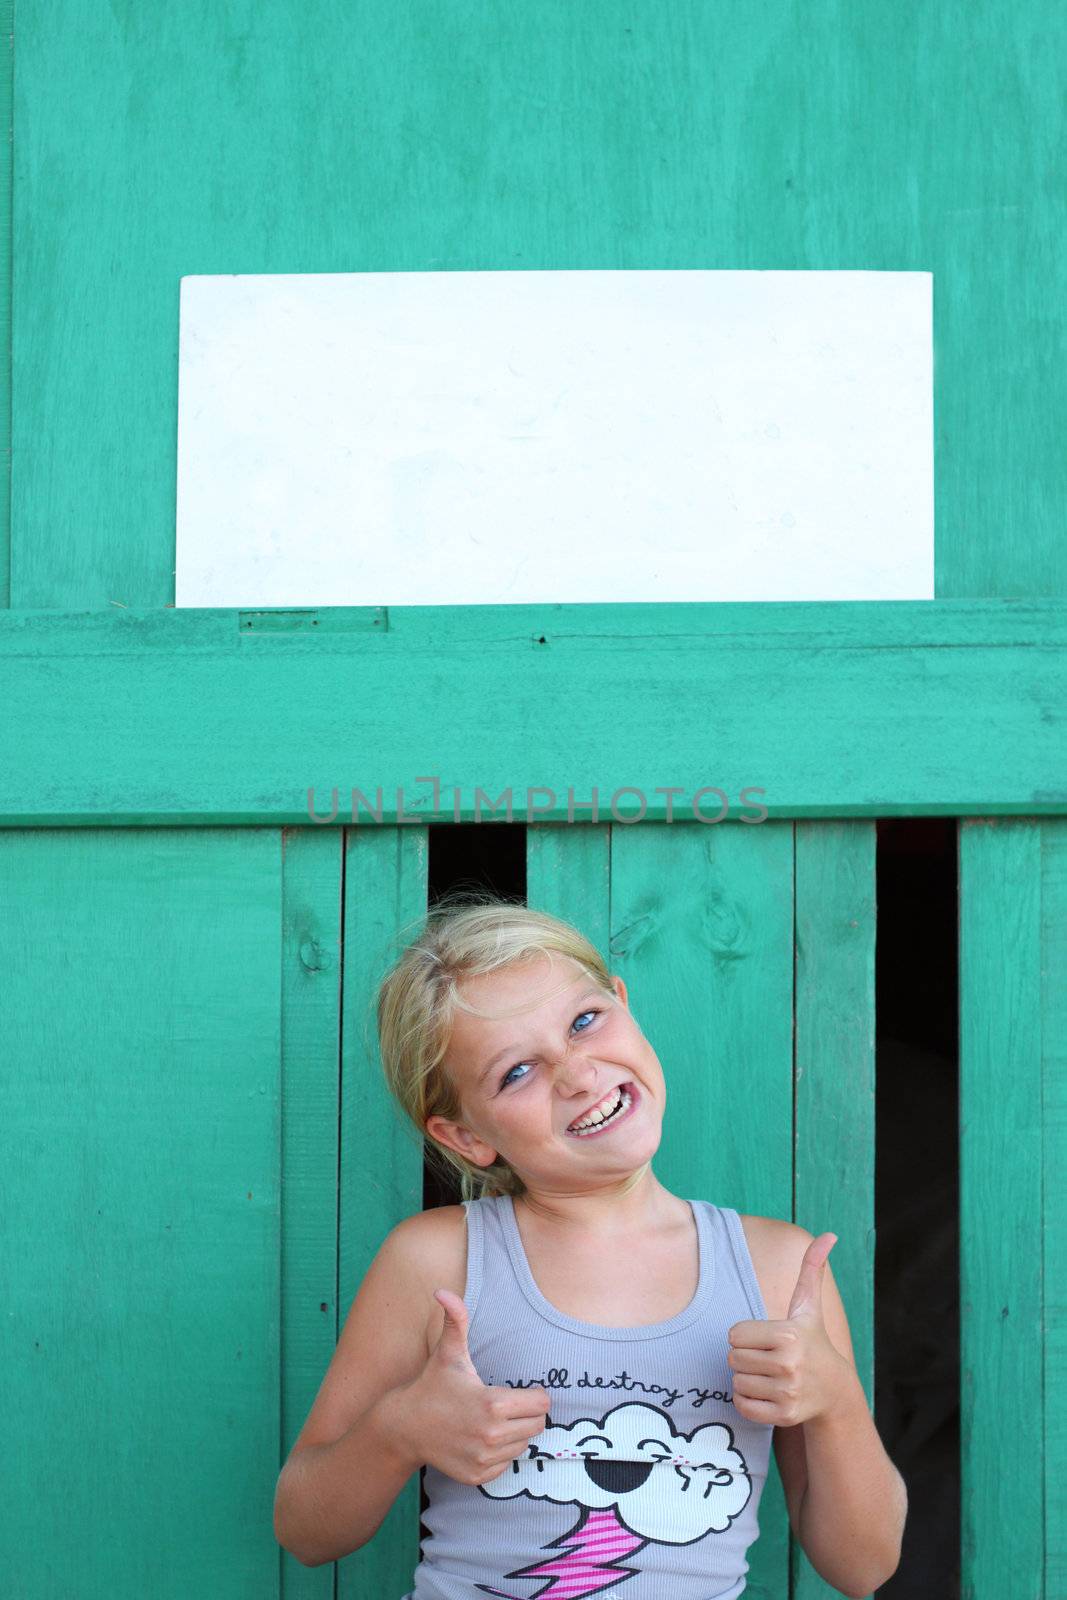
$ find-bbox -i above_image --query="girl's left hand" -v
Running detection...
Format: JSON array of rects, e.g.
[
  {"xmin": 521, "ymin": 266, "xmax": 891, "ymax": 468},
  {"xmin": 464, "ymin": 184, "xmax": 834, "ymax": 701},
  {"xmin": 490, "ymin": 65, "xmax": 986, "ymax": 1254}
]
[{"xmin": 727, "ymin": 1232, "xmax": 855, "ymax": 1427}]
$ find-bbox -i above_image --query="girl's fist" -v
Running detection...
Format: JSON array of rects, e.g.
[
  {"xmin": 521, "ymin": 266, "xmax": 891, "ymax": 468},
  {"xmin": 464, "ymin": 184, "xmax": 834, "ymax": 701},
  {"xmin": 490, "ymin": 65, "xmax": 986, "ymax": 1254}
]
[
  {"xmin": 727, "ymin": 1233, "xmax": 854, "ymax": 1428},
  {"xmin": 393, "ymin": 1288, "xmax": 552, "ymax": 1486}
]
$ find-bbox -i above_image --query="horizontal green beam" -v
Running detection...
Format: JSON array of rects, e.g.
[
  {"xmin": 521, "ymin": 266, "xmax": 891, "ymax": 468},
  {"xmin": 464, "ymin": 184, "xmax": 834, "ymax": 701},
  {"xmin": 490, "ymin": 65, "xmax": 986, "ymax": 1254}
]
[{"xmin": 1, "ymin": 599, "xmax": 1065, "ymax": 825}]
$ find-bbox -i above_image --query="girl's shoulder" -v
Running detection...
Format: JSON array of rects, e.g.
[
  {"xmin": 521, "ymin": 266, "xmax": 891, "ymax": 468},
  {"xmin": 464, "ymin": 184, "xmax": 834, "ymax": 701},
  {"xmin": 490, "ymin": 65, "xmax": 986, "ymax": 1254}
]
[
  {"xmin": 734, "ymin": 1212, "xmax": 821, "ymax": 1323},
  {"xmin": 391, "ymin": 1201, "xmax": 469, "ymax": 1281}
]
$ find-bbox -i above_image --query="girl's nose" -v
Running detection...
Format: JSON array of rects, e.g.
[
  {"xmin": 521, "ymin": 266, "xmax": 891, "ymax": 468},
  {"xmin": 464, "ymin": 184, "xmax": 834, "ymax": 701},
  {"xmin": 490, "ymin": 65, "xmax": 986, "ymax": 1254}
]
[{"xmin": 554, "ymin": 1050, "xmax": 599, "ymax": 1093}]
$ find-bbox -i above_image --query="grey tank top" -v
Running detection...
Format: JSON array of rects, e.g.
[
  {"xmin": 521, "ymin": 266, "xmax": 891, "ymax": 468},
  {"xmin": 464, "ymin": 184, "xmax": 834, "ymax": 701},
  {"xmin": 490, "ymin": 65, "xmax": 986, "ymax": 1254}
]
[{"xmin": 402, "ymin": 1193, "xmax": 774, "ymax": 1600}]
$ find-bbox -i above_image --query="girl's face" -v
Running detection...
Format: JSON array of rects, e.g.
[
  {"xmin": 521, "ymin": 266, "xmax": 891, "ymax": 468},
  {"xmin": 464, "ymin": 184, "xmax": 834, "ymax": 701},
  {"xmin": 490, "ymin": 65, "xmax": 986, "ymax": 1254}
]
[{"xmin": 427, "ymin": 954, "xmax": 666, "ymax": 1192}]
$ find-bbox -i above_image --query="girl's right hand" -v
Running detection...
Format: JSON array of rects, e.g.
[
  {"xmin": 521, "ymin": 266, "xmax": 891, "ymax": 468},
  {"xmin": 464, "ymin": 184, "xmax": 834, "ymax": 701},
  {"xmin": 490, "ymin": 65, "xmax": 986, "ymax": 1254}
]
[{"xmin": 392, "ymin": 1288, "xmax": 551, "ymax": 1486}]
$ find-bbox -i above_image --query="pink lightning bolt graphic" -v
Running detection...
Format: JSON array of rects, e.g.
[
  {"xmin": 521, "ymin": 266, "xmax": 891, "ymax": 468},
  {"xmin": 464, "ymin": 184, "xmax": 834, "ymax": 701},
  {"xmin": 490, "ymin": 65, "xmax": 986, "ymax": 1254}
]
[{"xmin": 476, "ymin": 1506, "xmax": 647, "ymax": 1599}]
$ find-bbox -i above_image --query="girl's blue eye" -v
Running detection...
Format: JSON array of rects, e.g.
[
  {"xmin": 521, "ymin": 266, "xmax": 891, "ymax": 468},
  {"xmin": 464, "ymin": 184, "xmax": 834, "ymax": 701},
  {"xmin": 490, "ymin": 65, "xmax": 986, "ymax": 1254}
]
[{"xmin": 499, "ymin": 1009, "xmax": 600, "ymax": 1090}]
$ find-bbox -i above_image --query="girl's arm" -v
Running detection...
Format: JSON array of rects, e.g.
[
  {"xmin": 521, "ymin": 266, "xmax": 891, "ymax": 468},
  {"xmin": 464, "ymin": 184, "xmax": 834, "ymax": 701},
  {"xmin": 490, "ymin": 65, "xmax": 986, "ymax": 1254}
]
[
  {"xmin": 732, "ymin": 1223, "xmax": 907, "ymax": 1598},
  {"xmin": 789, "ymin": 1366, "xmax": 908, "ymax": 1598},
  {"xmin": 275, "ymin": 1385, "xmax": 423, "ymax": 1566},
  {"xmin": 273, "ymin": 1211, "xmax": 451, "ymax": 1565},
  {"xmin": 275, "ymin": 1213, "xmax": 552, "ymax": 1567}
]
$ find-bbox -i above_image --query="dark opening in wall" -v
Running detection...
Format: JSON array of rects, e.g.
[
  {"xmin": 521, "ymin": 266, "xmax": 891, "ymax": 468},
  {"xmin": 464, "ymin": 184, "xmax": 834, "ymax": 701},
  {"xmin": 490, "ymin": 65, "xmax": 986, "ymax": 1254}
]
[
  {"xmin": 423, "ymin": 822, "xmax": 527, "ymax": 1211},
  {"xmin": 874, "ymin": 817, "xmax": 959, "ymax": 1599}
]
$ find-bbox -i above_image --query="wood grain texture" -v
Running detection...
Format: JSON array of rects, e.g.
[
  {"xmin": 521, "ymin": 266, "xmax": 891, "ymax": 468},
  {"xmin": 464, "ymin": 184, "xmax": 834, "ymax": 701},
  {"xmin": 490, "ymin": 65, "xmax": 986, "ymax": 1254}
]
[
  {"xmin": 0, "ymin": 0, "xmax": 9, "ymax": 608},
  {"xmin": 792, "ymin": 821, "xmax": 877, "ymax": 1600},
  {"xmin": 279, "ymin": 826, "xmax": 345, "ymax": 1598},
  {"xmin": 527, "ymin": 820, "xmax": 611, "ymax": 960},
  {"xmin": 959, "ymin": 818, "xmax": 1043, "ymax": 1599},
  {"xmin": 9, "ymin": 1, "xmax": 1067, "ymax": 605},
  {"xmin": 1, "ymin": 599, "xmax": 1065, "ymax": 825},
  {"xmin": 0, "ymin": 827, "xmax": 284, "ymax": 1596},
  {"xmin": 337, "ymin": 824, "xmax": 428, "ymax": 1595},
  {"xmin": 1042, "ymin": 819, "xmax": 1067, "ymax": 1599}
]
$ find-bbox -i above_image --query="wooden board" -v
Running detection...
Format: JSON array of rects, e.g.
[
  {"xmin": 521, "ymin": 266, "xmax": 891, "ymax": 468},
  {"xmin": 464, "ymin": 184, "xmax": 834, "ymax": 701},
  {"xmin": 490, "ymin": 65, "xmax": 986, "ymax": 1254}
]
[
  {"xmin": 0, "ymin": 827, "xmax": 285, "ymax": 1596},
  {"xmin": 337, "ymin": 824, "xmax": 429, "ymax": 1595},
  {"xmin": 1043, "ymin": 820, "xmax": 1067, "ymax": 1599},
  {"xmin": 278, "ymin": 825, "xmax": 345, "ymax": 1598},
  {"xmin": 959, "ymin": 818, "xmax": 1044, "ymax": 1598},
  {"xmin": 1, "ymin": 600, "xmax": 1065, "ymax": 825},
  {"xmin": 792, "ymin": 822, "xmax": 877, "ymax": 1599}
]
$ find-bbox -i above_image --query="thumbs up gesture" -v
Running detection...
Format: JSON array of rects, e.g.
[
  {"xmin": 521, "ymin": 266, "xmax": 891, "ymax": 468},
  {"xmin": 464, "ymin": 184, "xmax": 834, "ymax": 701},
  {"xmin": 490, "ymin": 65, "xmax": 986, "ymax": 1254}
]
[
  {"xmin": 726, "ymin": 1233, "xmax": 852, "ymax": 1428},
  {"xmin": 393, "ymin": 1288, "xmax": 552, "ymax": 1487}
]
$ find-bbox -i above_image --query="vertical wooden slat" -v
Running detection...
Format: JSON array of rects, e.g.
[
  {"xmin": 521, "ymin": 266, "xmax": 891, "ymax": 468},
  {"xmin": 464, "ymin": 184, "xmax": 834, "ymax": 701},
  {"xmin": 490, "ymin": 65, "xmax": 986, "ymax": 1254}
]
[
  {"xmin": 1042, "ymin": 819, "xmax": 1067, "ymax": 1598},
  {"xmin": 606, "ymin": 818, "xmax": 795, "ymax": 1600},
  {"xmin": 337, "ymin": 825, "xmax": 429, "ymax": 1598},
  {"xmin": 0, "ymin": 0, "xmax": 10, "ymax": 608},
  {"xmin": 792, "ymin": 821, "xmax": 877, "ymax": 1600},
  {"xmin": 279, "ymin": 826, "xmax": 345, "ymax": 1598},
  {"xmin": 526, "ymin": 820, "xmax": 611, "ymax": 954},
  {"xmin": 959, "ymin": 818, "xmax": 1043, "ymax": 1599},
  {"xmin": 0, "ymin": 828, "xmax": 283, "ymax": 1598}
]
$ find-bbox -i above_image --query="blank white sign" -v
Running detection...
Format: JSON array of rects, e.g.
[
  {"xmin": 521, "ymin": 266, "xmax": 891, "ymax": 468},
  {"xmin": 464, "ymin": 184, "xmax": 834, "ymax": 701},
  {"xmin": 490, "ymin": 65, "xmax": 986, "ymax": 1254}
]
[{"xmin": 176, "ymin": 269, "xmax": 933, "ymax": 606}]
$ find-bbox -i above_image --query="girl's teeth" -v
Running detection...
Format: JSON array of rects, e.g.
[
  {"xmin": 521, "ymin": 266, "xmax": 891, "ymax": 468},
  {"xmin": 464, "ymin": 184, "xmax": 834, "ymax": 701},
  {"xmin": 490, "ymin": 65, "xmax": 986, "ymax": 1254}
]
[{"xmin": 568, "ymin": 1085, "xmax": 632, "ymax": 1135}]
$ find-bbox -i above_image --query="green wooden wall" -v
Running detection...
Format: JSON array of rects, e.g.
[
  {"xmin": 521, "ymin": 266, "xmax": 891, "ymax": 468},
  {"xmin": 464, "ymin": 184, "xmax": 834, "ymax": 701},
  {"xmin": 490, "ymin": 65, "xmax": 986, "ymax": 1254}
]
[
  {"xmin": 2, "ymin": 829, "xmax": 287, "ymax": 1592},
  {"xmin": 959, "ymin": 818, "xmax": 1066, "ymax": 1599},
  {"xmin": 5, "ymin": 815, "xmax": 1063, "ymax": 1595},
  {"xmin": 2, "ymin": 5, "xmax": 1065, "ymax": 1599}
]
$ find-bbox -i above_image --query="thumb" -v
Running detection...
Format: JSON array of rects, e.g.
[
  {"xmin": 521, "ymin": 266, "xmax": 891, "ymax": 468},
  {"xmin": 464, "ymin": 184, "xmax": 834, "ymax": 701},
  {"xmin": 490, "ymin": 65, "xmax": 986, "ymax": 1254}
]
[
  {"xmin": 432, "ymin": 1288, "xmax": 481, "ymax": 1375},
  {"xmin": 787, "ymin": 1232, "xmax": 837, "ymax": 1321}
]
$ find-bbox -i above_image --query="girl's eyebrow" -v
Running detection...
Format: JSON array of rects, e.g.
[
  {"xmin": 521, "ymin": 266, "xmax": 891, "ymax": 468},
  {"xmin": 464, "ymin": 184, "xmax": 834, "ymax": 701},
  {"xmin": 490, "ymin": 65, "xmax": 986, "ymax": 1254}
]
[{"xmin": 475, "ymin": 989, "xmax": 606, "ymax": 1084}]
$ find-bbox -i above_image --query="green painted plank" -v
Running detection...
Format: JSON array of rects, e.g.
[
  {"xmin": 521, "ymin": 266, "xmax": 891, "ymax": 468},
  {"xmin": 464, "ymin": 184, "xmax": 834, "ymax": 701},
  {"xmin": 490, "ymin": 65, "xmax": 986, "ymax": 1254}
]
[
  {"xmin": 11, "ymin": 3, "xmax": 1067, "ymax": 605},
  {"xmin": 606, "ymin": 819, "xmax": 794, "ymax": 1599},
  {"xmin": 337, "ymin": 824, "xmax": 428, "ymax": 1596},
  {"xmin": 526, "ymin": 819, "xmax": 611, "ymax": 955},
  {"xmin": 1042, "ymin": 819, "xmax": 1067, "ymax": 1598},
  {"xmin": 1, "ymin": 601, "xmax": 1065, "ymax": 825},
  {"xmin": 0, "ymin": 827, "xmax": 283, "ymax": 1597},
  {"xmin": 7, "ymin": 594, "xmax": 1067, "ymax": 649},
  {"xmin": 279, "ymin": 826, "xmax": 345, "ymax": 1598},
  {"xmin": 0, "ymin": 0, "xmax": 9, "ymax": 608},
  {"xmin": 792, "ymin": 821, "xmax": 877, "ymax": 1600},
  {"xmin": 959, "ymin": 818, "xmax": 1043, "ymax": 1599}
]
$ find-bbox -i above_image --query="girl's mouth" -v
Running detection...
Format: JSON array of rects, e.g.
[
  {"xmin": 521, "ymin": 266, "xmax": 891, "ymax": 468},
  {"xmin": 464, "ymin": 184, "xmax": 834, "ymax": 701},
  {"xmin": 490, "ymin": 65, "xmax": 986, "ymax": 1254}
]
[{"xmin": 564, "ymin": 1081, "xmax": 639, "ymax": 1138}]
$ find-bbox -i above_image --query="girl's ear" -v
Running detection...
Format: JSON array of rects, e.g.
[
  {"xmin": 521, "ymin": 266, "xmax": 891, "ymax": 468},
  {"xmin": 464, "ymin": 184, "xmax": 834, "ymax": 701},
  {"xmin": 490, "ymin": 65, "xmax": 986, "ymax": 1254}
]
[
  {"xmin": 426, "ymin": 1114, "xmax": 498, "ymax": 1169},
  {"xmin": 611, "ymin": 974, "xmax": 629, "ymax": 1008}
]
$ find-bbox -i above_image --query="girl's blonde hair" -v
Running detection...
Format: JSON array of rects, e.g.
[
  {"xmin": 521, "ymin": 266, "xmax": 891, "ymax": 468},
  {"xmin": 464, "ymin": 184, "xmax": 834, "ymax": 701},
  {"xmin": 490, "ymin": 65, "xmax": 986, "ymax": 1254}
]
[{"xmin": 376, "ymin": 890, "xmax": 621, "ymax": 1201}]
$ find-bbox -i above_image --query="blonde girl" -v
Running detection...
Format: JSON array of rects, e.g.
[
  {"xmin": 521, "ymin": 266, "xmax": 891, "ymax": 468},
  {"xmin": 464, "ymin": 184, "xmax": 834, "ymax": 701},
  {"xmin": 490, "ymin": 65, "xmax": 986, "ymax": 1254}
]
[{"xmin": 274, "ymin": 893, "xmax": 906, "ymax": 1598}]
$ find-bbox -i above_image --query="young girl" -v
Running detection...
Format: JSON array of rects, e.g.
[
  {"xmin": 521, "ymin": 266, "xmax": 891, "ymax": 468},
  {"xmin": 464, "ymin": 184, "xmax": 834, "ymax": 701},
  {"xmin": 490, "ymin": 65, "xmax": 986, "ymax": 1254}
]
[{"xmin": 274, "ymin": 895, "xmax": 907, "ymax": 1597}]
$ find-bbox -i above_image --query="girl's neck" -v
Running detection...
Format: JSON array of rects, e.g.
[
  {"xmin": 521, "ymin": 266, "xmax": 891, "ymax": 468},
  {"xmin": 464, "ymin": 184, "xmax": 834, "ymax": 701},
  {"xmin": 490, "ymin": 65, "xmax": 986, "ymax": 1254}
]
[{"xmin": 512, "ymin": 1164, "xmax": 682, "ymax": 1238}]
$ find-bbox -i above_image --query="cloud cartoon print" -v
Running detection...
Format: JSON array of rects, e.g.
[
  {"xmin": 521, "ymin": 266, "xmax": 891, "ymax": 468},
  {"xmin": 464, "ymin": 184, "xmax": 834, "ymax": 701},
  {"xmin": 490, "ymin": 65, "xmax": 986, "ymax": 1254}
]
[{"xmin": 473, "ymin": 1400, "xmax": 752, "ymax": 1598}]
